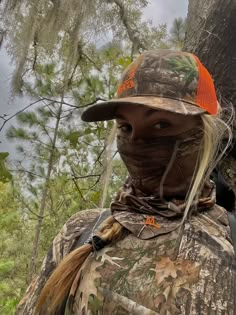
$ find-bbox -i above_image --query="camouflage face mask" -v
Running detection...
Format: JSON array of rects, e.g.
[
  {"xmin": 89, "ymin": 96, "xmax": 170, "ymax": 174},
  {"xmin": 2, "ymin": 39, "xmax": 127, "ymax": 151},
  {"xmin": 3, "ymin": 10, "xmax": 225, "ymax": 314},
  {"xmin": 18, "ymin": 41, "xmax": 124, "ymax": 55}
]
[{"xmin": 117, "ymin": 128, "xmax": 203, "ymax": 197}]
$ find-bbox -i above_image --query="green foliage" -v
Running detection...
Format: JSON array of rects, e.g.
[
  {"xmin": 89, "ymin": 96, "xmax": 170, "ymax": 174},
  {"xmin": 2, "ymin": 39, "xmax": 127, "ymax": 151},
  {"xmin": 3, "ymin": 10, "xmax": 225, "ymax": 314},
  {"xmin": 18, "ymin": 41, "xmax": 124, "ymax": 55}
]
[
  {"xmin": 0, "ymin": 152, "xmax": 12, "ymax": 183},
  {"xmin": 0, "ymin": 296, "xmax": 19, "ymax": 315},
  {"xmin": 16, "ymin": 112, "xmax": 40, "ymax": 126},
  {"xmin": 0, "ymin": 182, "xmax": 32, "ymax": 314},
  {"xmin": 65, "ymin": 128, "xmax": 93, "ymax": 148},
  {"xmin": 169, "ymin": 17, "xmax": 187, "ymax": 50},
  {"xmin": 0, "ymin": 260, "xmax": 15, "ymax": 276},
  {"xmin": 6, "ymin": 126, "xmax": 33, "ymax": 141}
]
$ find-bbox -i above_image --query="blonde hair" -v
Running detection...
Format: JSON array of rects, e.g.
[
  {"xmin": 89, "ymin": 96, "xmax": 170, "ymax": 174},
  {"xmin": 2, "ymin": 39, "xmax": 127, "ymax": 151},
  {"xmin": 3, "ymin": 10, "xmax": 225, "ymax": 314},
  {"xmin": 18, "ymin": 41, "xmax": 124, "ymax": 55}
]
[
  {"xmin": 36, "ymin": 216, "xmax": 127, "ymax": 314},
  {"xmin": 36, "ymin": 106, "xmax": 233, "ymax": 314},
  {"xmin": 182, "ymin": 106, "xmax": 234, "ymax": 222}
]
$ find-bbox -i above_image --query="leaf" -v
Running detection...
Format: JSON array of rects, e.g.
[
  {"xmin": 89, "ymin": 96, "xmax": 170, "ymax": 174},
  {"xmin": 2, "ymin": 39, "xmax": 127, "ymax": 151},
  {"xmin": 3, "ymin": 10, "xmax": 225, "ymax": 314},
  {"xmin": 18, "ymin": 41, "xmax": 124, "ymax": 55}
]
[
  {"xmin": 70, "ymin": 255, "xmax": 102, "ymax": 313},
  {"xmin": 66, "ymin": 131, "xmax": 81, "ymax": 148},
  {"xmin": 6, "ymin": 127, "xmax": 32, "ymax": 141},
  {"xmin": 0, "ymin": 153, "xmax": 12, "ymax": 183},
  {"xmin": 0, "ymin": 260, "xmax": 14, "ymax": 276},
  {"xmin": 17, "ymin": 112, "xmax": 39, "ymax": 127},
  {"xmin": 66, "ymin": 128, "xmax": 93, "ymax": 148},
  {"xmin": 118, "ymin": 56, "xmax": 132, "ymax": 68}
]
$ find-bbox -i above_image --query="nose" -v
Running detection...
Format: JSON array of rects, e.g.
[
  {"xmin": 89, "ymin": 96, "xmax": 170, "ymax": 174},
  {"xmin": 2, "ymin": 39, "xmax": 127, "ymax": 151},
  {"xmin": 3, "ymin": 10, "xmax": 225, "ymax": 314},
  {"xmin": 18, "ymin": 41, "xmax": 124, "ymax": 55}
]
[{"xmin": 129, "ymin": 123, "xmax": 146, "ymax": 142}]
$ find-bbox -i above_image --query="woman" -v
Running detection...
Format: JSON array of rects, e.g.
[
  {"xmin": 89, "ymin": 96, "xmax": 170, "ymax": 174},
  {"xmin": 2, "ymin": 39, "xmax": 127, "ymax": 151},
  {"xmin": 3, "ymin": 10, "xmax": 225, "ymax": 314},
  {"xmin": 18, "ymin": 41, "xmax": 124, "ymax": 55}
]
[{"xmin": 16, "ymin": 50, "xmax": 236, "ymax": 315}]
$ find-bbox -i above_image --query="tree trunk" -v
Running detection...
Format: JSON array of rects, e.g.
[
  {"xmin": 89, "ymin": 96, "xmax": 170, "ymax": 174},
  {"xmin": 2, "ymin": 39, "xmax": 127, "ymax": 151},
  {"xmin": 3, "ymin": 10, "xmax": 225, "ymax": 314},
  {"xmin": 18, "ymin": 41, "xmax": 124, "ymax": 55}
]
[
  {"xmin": 184, "ymin": 0, "xmax": 236, "ymax": 194},
  {"xmin": 184, "ymin": 0, "xmax": 236, "ymax": 109}
]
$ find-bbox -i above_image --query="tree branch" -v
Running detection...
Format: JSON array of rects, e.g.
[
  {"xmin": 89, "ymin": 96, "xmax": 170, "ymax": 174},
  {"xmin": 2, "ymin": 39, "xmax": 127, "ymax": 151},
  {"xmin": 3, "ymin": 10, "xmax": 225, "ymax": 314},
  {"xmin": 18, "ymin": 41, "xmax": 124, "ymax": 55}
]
[
  {"xmin": 71, "ymin": 174, "xmax": 101, "ymax": 180},
  {"xmin": 108, "ymin": 0, "xmax": 146, "ymax": 56},
  {"xmin": 0, "ymin": 98, "xmax": 44, "ymax": 132},
  {"xmin": 0, "ymin": 97, "xmax": 107, "ymax": 133}
]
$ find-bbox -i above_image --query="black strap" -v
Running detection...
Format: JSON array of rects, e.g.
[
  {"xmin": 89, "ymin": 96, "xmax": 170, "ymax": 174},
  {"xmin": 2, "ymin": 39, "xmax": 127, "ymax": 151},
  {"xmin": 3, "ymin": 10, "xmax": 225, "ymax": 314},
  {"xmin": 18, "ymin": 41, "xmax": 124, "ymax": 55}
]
[
  {"xmin": 71, "ymin": 209, "xmax": 111, "ymax": 250},
  {"xmin": 90, "ymin": 235, "xmax": 109, "ymax": 251},
  {"xmin": 227, "ymin": 212, "xmax": 236, "ymax": 256}
]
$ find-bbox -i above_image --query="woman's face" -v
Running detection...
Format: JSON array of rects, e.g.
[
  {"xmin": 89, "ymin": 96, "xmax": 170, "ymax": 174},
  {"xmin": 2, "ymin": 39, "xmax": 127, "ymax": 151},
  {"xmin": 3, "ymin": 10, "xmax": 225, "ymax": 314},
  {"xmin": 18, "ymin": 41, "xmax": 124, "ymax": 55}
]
[
  {"xmin": 115, "ymin": 104, "xmax": 201, "ymax": 140},
  {"xmin": 114, "ymin": 104, "xmax": 203, "ymax": 198}
]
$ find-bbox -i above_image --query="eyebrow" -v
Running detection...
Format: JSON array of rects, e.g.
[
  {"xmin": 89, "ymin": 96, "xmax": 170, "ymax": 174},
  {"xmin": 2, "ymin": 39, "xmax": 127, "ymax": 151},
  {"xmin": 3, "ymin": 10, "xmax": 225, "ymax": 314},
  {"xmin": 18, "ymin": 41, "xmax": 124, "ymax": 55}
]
[
  {"xmin": 115, "ymin": 108, "xmax": 160, "ymax": 120},
  {"xmin": 115, "ymin": 114, "xmax": 129, "ymax": 121},
  {"xmin": 144, "ymin": 108, "xmax": 160, "ymax": 117}
]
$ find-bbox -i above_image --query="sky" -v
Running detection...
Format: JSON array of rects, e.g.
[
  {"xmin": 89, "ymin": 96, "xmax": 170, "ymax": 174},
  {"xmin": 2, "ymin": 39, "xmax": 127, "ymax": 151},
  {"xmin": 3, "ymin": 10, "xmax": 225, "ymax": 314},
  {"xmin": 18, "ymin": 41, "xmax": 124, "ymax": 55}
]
[
  {"xmin": 144, "ymin": 0, "xmax": 188, "ymax": 28},
  {"xmin": 0, "ymin": 0, "xmax": 188, "ymax": 157},
  {"xmin": 0, "ymin": 45, "xmax": 29, "ymax": 154}
]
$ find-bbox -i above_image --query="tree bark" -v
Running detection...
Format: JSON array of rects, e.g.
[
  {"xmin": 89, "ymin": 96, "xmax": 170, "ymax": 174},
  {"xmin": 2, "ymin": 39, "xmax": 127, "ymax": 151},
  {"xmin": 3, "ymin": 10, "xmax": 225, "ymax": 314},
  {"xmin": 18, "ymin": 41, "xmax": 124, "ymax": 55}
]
[
  {"xmin": 184, "ymin": 0, "xmax": 236, "ymax": 110},
  {"xmin": 184, "ymin": 0, "xmax": 236, "ymax": 195}
]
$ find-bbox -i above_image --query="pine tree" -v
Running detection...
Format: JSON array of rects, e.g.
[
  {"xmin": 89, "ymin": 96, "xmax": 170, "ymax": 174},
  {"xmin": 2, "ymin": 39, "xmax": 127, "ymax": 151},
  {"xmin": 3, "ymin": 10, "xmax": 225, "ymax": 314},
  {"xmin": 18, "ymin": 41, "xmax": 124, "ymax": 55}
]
[{"xmin": 169, "ymin": 17, "xmax": 186, "ymax": 50}]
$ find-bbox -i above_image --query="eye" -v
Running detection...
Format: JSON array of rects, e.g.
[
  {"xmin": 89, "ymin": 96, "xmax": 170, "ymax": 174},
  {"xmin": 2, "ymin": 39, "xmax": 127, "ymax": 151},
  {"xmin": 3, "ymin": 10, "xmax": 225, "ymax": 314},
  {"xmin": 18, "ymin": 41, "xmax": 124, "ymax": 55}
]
[
  {"xmin": 117, "ymin": 124, "xmax": 132, "ymax": 133},
  {"xmin": 153, "ymin": 121, "xmax": 171, "ymax": 129}
]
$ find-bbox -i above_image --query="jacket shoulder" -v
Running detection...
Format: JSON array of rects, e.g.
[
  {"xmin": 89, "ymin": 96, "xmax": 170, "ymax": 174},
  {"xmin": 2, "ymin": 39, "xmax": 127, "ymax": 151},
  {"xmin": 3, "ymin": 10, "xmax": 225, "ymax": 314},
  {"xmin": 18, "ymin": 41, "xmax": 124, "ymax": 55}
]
[
  {"xmin": 15, "ymin": 208, "xmax": 104, "ymax": 315},
  {"xmin": 52, "ymin": 208, "xmax": 103, "ymax": 262}
]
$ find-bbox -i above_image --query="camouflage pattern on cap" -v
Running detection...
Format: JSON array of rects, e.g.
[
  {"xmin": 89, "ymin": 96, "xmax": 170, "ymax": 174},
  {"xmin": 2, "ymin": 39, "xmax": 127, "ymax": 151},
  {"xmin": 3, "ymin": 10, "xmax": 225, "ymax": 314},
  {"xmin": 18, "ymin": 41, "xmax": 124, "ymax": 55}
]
[
  {"xmin": 82, "ymin": 49, "xmax": 218, "ymax": 122},
  {"xmin": 117, "ymin": 50, "xmax": 199, "ymax": 104}
]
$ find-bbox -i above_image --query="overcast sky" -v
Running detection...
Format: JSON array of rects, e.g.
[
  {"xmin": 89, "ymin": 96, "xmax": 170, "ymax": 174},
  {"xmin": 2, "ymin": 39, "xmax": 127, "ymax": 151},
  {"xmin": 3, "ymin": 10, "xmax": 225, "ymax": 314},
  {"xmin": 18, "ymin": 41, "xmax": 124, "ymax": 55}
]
[
  {"xmin": 144, "ymin": 0, "xmax": 188, "ymax": 28},
  {"xmin": 0, "ymin": 0, "xmax": 188, "ymax": 156}
]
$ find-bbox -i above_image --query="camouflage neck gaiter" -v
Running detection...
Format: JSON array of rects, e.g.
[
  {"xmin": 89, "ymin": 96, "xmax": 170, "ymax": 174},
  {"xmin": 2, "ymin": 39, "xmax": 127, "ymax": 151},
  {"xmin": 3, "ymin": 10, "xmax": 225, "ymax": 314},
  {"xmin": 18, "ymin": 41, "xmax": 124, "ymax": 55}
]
[
  {"xmin": 117, "ymin": 128, "xmax": 203, "ymax": 197},
  {"xmin": 111, "ymin": 179, "xmax": 215, "ymax": 239}
]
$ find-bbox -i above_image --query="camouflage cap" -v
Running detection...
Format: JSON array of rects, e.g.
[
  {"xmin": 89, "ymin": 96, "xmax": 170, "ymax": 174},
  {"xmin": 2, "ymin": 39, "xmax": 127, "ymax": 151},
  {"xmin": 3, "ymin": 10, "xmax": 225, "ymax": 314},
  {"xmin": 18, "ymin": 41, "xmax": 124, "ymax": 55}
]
[{"xmin": 81, "ymin": 49, "xmax": 218, "ymax": 122}]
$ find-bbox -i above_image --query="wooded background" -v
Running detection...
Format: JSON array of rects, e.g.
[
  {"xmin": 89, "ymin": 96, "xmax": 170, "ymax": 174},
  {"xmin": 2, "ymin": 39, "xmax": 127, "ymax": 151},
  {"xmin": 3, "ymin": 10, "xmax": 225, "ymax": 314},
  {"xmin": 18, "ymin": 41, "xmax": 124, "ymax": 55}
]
[{"xmin": 0, "ymin": 0, "xmax": 235, "ymax": 313}]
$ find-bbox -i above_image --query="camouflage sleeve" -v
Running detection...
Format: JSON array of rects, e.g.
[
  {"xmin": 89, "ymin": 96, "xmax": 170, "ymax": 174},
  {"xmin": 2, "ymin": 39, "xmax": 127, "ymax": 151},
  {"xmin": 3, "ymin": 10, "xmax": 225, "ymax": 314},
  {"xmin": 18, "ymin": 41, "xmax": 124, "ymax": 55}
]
[{"xmin": 15, "ymin": 208, "xmax": 102, "ymax": 315}]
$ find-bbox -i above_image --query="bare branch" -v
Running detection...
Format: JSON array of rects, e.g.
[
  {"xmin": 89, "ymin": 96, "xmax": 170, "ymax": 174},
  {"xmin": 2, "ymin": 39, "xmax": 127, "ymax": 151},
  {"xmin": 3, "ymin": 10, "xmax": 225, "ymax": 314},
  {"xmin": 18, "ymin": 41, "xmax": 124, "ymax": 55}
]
[
  {"xmin": 10, "ymin": 168, "xmax": 47, "ymax": 179},
  {"xmin": 0, "ymin": 98, "xmax": 44, "ymax": 132},
  {"xmin": 94, "ymin": 145, "xmax": 106, "ymax": 166},
  {"xmin": 42, "ymin": 97, "xmax": 108, "ymax": 108},
  {"xmin": 69, "ymin": 166, "xmax": 86, "ymax": 200},
  {"xmin": 17, "ymin": 196, "xmax": 43, "ymax": 219},
  {"xmin": 82, "ymin": 52, "xmax": 102, "ymax": 72},
  {"xmin": 0, "ymin": 97, "xmax": 107, "ymax": 133},
  {"xmin": 71, "ymin": 174, "xmax": 101, "ymax": 180}
]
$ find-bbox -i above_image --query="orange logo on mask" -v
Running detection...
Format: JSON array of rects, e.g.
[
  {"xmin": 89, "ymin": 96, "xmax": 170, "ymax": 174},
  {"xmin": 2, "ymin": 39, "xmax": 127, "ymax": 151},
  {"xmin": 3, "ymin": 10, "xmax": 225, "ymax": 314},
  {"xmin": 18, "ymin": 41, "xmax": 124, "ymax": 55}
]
[{"xmin": 144, "ymin": 216, "xmax": 161, "ymax": 229}]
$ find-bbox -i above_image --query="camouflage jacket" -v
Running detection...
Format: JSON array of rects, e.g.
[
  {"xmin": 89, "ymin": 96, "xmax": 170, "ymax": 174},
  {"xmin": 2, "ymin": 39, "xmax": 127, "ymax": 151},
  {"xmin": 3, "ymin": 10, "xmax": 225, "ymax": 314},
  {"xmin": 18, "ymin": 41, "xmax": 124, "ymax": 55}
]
[{"xmin": 16, "ymin": 205, "xmax": 236, "ymax": 315}]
